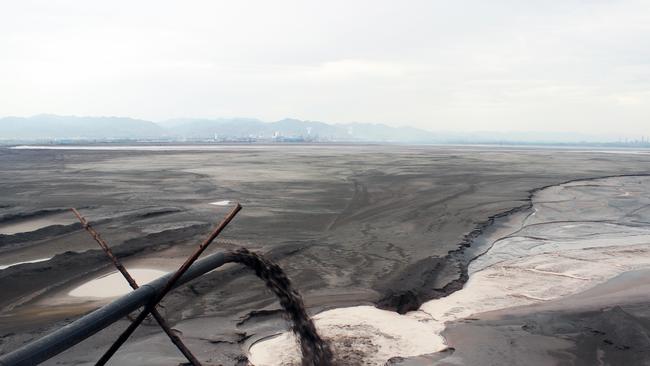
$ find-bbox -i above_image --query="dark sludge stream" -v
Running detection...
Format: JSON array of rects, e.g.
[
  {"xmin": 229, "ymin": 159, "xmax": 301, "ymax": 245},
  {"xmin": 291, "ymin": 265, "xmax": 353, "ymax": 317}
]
[{"xmin": 229, "ymin": 248, "xmax": 333, "ymax": 366}]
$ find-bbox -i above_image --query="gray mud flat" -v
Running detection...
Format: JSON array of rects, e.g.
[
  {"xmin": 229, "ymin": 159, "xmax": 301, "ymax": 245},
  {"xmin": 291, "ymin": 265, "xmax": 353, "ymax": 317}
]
[
  {"xmin": 248, "ymin": 175, "xmax": 650, "ymax": 365},
  {"xmin": 439, "ymin": 270, "xmax": 650, "ymax": 366},
  {"xmin": 429, "ymin": 176, "xmax": 650, "ymax": 366},
  {"xmin": 1, "ymin": 145, "xmax": 650, "ymax": 365}
]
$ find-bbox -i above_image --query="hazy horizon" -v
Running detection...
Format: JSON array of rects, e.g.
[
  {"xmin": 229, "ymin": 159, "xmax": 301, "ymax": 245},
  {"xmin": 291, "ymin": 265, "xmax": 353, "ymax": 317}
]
[
  {"xmin": 2, "ymin": 1, "xmax": 650, "ymax": 137},
  {"xmin": 2, "ymin": 113, "xmax": 649, "ymax": 138},
  {"xmin": 2, "ymin": 114, "xmax": 650, "ymax": 144}
]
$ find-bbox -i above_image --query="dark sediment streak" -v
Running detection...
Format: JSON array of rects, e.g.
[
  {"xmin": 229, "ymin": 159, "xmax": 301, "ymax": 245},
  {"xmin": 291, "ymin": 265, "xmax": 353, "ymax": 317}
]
[
  {"xmin": 376, "ymin": 203, "xmax": 532, "ymax": 314},
  {"xmin": 230, "ymin": 248, "xmax": 333, "ymax": 366},
  {"xmin": 0, "ymin": 208, "xmax": 69, "ymax": 223}
]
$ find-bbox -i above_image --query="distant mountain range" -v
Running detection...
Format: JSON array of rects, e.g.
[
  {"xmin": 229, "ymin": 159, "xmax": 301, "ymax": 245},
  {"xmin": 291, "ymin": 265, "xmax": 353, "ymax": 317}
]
[
  {"xmin": 0, "ymin": 114, "xmax": 643, "ymax": 145},
  {"xmin": 0, "ymin": 115, "xmax": 165, "ymax": 140},
  {"xmin": 0, "ymin": 115, "xmax": 441, "ymax": 142}
]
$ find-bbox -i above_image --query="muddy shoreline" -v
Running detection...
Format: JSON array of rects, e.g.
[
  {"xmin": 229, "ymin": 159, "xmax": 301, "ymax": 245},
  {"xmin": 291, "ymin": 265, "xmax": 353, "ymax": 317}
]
[
  {"xmin": 250, "ymin": 174, "xmax": 650, "ymax": 365},
  {"xmin": 439, "ymin": 271, "xmax": 650, "ymax": 366},
  {"xmin": 430, "ymin": 176, "xmax": 650, "ymax": 366},
  {"xmin": 378, "ymin": 173, "xmax": 650, "ymax": 314}
]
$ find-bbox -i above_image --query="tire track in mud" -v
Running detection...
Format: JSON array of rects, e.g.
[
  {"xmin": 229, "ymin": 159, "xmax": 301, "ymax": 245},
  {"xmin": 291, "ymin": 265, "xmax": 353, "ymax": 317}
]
[{"xmin": 325, "ymin": 180, "xmax": 369, "ymax": 231}]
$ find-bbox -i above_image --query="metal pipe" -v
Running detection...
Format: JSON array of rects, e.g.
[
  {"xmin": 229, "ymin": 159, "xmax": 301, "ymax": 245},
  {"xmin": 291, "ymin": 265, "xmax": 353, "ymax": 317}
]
[
  {"xmin": 70, "ymin": 208, "xmax": 203, "ymax": 366},
  {"xmin": 0, "ymin": 251, "xmax": 234, "ymax": 366},
  {"xmin": 96, "ymin": 203, "xmax": 241, "ymax": 365}
]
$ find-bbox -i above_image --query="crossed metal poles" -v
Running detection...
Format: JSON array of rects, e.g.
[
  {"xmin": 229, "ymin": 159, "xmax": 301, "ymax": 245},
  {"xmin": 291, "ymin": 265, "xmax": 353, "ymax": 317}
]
[{"xmin": 71, "ymin": 203, "xmax": 241, "ymax": 366}]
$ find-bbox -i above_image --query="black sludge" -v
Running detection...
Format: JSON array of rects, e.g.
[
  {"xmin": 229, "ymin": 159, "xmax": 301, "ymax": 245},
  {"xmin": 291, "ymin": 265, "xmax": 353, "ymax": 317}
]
[{"xmin": 229, "ymin": 248, "xmax": 333, "ymax": 366}]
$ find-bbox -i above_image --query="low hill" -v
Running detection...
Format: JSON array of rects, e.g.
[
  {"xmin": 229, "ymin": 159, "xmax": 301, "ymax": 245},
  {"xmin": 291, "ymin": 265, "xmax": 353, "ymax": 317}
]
[{"xmin": 0, "ymin": 115, "xmax": 166, "ymax": 140}]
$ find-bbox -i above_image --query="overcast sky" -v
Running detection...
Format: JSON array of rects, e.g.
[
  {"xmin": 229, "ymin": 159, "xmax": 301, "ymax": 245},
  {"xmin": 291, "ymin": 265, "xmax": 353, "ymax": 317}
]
[{"xmin": 1, "ymin": 1, "xmax": 649, "ymax": 136}]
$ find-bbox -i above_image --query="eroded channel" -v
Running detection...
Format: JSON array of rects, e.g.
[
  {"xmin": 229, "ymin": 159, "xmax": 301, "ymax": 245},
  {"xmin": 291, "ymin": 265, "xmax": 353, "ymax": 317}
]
[{"xmin": 248, "ymin": 175, "xmax": 650, "ymax": 365}]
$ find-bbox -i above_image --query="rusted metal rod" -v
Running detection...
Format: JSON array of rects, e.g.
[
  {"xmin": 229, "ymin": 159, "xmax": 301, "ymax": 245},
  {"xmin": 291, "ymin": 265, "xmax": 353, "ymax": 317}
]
[
  {"xmin": 70, "ymin": 208, "xmax": 203, "ymax": 366},
  {"xmin": 96, "ymin": 203, "xmax": 242, "ymax": 366},
  {"xmin": 0, "ymin": 251, "xmax": 234, "ymax": 366}
]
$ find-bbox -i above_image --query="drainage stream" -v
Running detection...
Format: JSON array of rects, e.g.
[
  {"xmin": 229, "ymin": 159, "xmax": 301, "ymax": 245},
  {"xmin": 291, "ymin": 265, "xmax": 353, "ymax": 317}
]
[{"xmin": 249, "ymin": 175, "xmax": 650, "ymax": 365}]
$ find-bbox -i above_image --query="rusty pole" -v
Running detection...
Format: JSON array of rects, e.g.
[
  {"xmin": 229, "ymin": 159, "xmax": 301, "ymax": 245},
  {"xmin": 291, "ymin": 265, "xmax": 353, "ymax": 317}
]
[
  {"xmin": 70, "ymin": 208, "xmax": 203, "ymax": 366},
  {"xmin": 0, "ymin": 252, "xmax": 235, "ymax": 366},
  {"xmin": 96, "ymin": 203, "xmax": 242, "ymax": 366}
]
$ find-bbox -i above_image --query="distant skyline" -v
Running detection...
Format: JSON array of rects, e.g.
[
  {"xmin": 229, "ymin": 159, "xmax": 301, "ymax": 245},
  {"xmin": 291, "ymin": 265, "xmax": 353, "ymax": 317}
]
[{"xmin": 2, "ymin": 1, "xmax": 649, "ymax": 137}]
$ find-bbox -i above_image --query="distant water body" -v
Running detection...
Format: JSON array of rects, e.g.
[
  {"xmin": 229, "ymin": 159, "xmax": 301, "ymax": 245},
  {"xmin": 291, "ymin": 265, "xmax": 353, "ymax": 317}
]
[{"xmin": 11, "ymin": 145, "xmax": 297, "ymax": 151}]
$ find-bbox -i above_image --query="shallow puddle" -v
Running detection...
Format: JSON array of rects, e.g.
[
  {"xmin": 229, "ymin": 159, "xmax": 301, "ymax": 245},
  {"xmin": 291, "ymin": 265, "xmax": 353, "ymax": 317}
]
[
  {"xmin": 209, "ymin": 200, "xmax": 232, "ymax": 206},
  {"xmin": 0, "ymin": 257, "xmax": 51, "ymax": 270},
  {"xmin": 68, "ymin": 269, "xmax": 168, "ymax": 298},
  {"xmin": 0, "ymin": 212, "xmax": 76, "ymax": 235}
]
